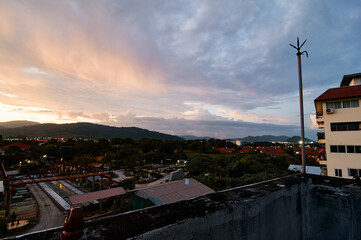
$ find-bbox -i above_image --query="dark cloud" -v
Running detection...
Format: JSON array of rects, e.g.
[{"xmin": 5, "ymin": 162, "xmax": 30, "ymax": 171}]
[{"xmin": 0, "ymin": 1, "xmax": 358, "ymax": 139}]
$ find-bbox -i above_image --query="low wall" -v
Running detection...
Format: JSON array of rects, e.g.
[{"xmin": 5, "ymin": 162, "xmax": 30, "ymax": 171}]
[{"xmin": 7, "ymin": 175, "xmax": 361, "ymax": 240}]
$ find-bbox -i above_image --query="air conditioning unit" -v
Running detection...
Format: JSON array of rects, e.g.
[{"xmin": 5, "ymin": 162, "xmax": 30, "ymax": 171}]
[{"xmin": 326, "ymin": 108, "xmax": 334, "ymax": 114}]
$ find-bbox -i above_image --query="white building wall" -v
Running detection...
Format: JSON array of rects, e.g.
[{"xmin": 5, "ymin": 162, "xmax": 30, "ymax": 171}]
[{"xmin": 321, "ymin": 99, "xmax": 361, "ymax": 178}]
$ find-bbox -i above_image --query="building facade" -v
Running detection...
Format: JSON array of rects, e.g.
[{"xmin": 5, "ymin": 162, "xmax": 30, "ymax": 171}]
[{"xmin": 314, "ymin": 73, "xmax": 361, "ymax": 178}]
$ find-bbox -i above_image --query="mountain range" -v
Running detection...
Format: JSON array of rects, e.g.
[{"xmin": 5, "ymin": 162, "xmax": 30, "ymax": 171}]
[
  {"xmin": 183, "ymin": 135, "xmax": 315, "ymax": 143},
  {"xmin": 0, "ymin": 121, "xmax": 315, "ymax": 143},
  {"xmin": 0, "ymin": 121, "xmax": 182, "ymax": 140}
]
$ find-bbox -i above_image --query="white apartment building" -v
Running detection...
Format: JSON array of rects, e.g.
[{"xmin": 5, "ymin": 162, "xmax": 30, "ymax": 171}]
[{"xmin": 314, "ymin": 73, "xmax": 361, "ymax": 178}]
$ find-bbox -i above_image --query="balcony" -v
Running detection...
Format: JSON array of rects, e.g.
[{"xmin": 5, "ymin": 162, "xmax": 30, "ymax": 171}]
[
  {"xmin": 316, "ymin": 115, "xmax": 324, "ymax": 128},
  {"xmin": 317, "ymin": 131, "xmax": 325, "ymax": 144},
  {"xmin": 319, "ymin": 155, "xmax": 327, "ymax": 165}
]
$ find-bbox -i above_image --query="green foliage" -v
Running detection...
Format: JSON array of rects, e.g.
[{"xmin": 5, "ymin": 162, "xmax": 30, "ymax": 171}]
[
  {"xmin": 186, "ymin": 155, "xmax": 217, "ymax": 176},
  {"xmin": 73, "ymin": 154, "xmax": 93, "ymax": 165},
  {"xmin": 111, "ymin": 199, "xmax": 130, "ymax": 214},
  {"xmin": 0, "ymin": 217, "xmax": 7, "ymax": 237},
  {"xmin": 118, "ymin": 178, "xmax": 135, "ymax": 190},
  {"xmin": 159, "ymin": 141, "xmax": 175, "ymax": 156},
  {"xmin": 188, "ymin": 153, "xmax": 291, "ymax": 191},
  {"xmin": 20, "ymin": 163, "xmax": 40, "ymax": 173}
]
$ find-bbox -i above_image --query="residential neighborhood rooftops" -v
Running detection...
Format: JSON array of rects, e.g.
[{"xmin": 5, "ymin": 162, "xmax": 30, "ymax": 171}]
[{"xmin": 0, "ymin": 142, "xmax": 31, "ymax": 150}]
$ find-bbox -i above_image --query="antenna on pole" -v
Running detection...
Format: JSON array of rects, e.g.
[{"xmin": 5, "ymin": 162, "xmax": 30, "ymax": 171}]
[{"xmin": 290, "ymin": 37, "xmax": 308, "ymax": 175}]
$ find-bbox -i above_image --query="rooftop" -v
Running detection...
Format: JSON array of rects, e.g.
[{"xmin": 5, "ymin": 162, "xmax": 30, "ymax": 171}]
[
  {"xmin": 137, "ymin": 178, "xmax": 215, "ymax": 205},
  {"xmin": 340, "ymin": 72, "xmax": 361, "ymax": 87},
  {"xmin": 314, "ymin": 84, "xmax": 361, "ymax": 102},
  {"xmin": 0, "ymin": 142, "xmax": 31, "ymax": 150},
  {"xmin": 7, "ymin": 174, "xmax": 361, "ymax": 240},
  {"xmin": 70, "ymin": 187, "xmax": 126, "ymax": 205}
]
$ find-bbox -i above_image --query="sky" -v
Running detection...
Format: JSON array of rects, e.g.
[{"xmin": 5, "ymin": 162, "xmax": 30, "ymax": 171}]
[{"xmin": 0, "ymin": 0, "xmax": 360, "ymax": 139}]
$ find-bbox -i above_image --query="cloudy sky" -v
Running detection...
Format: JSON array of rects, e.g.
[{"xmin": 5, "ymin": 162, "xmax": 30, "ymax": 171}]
[{"xmin": 0, "ymin": 0, "xmax": 360, "ymax": 139}]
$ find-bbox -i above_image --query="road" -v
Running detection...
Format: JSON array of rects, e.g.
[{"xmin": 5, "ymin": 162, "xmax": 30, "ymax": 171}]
[
  {"xmin": 135, "ymin": 174, "xmax": 170, "ymax": 189},
  {"xmin": 26, "ymin": 183, "xmax": 66, "ymax": 233}
]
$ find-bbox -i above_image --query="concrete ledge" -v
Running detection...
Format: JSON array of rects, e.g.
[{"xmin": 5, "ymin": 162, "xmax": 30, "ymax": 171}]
[{"xmin": 6, "ymin": 174, "xmax": 361, "ymax": 240}]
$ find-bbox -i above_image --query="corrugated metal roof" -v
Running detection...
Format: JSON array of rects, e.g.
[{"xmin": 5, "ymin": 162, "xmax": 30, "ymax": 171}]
[
  {"xmin": 314, "ymin": 85, "xmax": 361, "ymax": 102},
  {"xmin": 139, "ymin": 178, "xmax": 214, "ymax": 205},
  {"xmin": 70, "ymin": 187, "xmax": 126, "ymax": 205}
]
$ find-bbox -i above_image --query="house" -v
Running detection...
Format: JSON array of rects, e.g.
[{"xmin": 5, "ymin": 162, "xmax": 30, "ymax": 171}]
[
  {"xmin": 216, "ymin": 148, "xmax": 235, "ymax": 153},
  {"xmin": 239, "ymin": 147, "xmax": 254, "ymax": 153},
  {"xmin": 258, "ymin": 146, "xmax": 286, "ymax": 156},
  {"xmin": 130, "ymin": 178, "xmax": 214, "ymax": 210},
  {"xmin": 0, "ymin": 142, "xmax": 31, "ymax": 151},
  {"xmin": 314, "ymin": 73, "xmax": 361, "ymax": 178}
]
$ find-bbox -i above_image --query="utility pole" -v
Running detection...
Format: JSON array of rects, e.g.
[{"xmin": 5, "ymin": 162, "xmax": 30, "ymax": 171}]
[{"xmin": 290, "ymin": 38, "xmax": 308, "ymax": 174}]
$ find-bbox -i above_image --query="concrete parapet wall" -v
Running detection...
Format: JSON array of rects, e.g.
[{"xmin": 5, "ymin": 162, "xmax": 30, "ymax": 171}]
[{"xmin": 6, "ymin": 175, "xmax": 361, "ymax": 240}]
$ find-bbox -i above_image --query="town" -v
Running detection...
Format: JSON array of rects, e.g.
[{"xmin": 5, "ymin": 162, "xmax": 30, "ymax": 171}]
[
  {"xmin": 1, "ymin": 1, "xmax": 361, "ymax": 239},
  {"xmin": 0, "ymin": 134, "xmax": 324, "ymax": 235}
]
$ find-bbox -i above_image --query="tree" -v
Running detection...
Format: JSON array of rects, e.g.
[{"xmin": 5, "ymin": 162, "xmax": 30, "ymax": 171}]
[
  {"xmin": 119, "ymin": 178, "xmax": 135, "ymax": 190},
  {"xmin": 186, "ymin": 155, "xmax": 217, "ymax": 176}
]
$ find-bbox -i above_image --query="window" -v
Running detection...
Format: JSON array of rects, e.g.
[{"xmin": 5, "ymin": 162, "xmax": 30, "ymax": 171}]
[
  {"xmin": 343, "ymin": 101, "xmax": 350, "ymax": 108},
  {"xmin": 351, "ymin": 100, "xmax": 359, "ymax": 107},
  {"xmin": 326, "ymin": 102, "xmax": 333, "ymax": 109},
  {"xmin": 356, "ymin": 146, "xmax": 361, "ymax": 153},
  {"xmin": 334, "ymin": 101, "xmax": 342, "ymax": 109},
  {"xmin": 330, "ymin": 145, "xmax": 361, "ymax": 153},
  {"xmin": 338, "ymin": 145, "xmax": 346, "ymax": 153},
  {"xmin": 343, "ymin": 100, "xmax": 360, "ymax": 108},
  {"xmin": 348, "ymin": 122, "xmax": 359, "ymax": 130},
  {"xmin": 348, "ymin": 169, "xmax": 361, "ymax": 177},
  {"xmin": 330, "ymin": 145, "xmax": 338, "ymax": 153},
  {"xmin": 326, "ymin": 101, "xmax": 342, "ymax": 109},
  {"xmin": 338, "ymin": 123, "xmax": 347, "ymax": 131},
  {"xmin": 335, "ymin": 169, "xmax": 342, "ymax": 177},
  {"xmin": 326, "ymin": 100, "xmax": 359, "ymax": 109},
  {"xmin": 347, "ymin": 145, "xmax": 355, "ymax": 153},
  {"xmin": 330, "ymin": 122, "xmax": 361, "ymax": 131}
]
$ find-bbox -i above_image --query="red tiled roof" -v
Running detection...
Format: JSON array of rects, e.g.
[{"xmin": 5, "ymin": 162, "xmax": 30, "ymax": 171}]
[
  {"xmin": 239, "ymin": 148, "xmax": 253, "ymax": 153},
  {"xmin": 69, "ymin": 187, "xmax": 126, "ymax": 205},
  {"xmin": 265, "ymin": 149, "xmax": 286, "ymax": 155},
  {"xmin": 0, "ymin": 142, "xmax": 31, "ymax": 150},
  {"xmin": 314, "ymin": 85, "xmax": 361, "ymax": 102},
  {"xmin": 306, "ymin": 153, "xmax": 319, "ymax": 158},
  {"xmin": 216, "ymin": 148, "xmax": 235, "ymax": 152}
]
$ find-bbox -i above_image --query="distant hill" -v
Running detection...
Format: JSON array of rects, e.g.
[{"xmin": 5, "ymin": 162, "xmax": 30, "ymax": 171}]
[
  {"xmin": 0, "ymin": 122, "xmax": 182, "ymax": 140},
  {"xmin": 231, "ymin": 135, "xmax": 290, "ymax": 143},
  {"xmin": 0, "ymin": 120, "xmax": 40, "ymax": 128},
  {"xmin": 181, "ymin": 135, "xmax": 314, "ymax": 143},
  {"xmin": 285, "ymin": 136, "xmax": 314, "ymax": 144},
  {"xmin": 179, "ymin": 135, "xmax": 211, "ymax": 140}
]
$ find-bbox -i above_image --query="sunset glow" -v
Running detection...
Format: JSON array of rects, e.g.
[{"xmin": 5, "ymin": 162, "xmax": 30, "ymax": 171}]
[{"xmin": 0, "ymin": 1, "xmax": 360, "ymax": 138}]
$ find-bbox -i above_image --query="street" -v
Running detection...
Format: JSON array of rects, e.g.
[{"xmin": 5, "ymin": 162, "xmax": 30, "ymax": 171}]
[{"xmin": 26, "ymin": 184, "xmax": 66, "ymax": 233}]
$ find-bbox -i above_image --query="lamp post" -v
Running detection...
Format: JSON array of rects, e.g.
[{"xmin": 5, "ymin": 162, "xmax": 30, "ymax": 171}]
[{"xmin": 290, "ymin": 37, "xmax": 308, "ymax": 174}]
